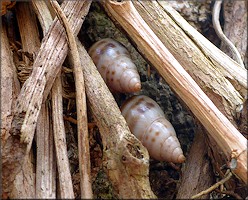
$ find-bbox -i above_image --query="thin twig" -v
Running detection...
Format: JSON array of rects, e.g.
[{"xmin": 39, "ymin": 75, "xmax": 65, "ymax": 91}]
[
  {"xmin": 33, "ymin": 1, "xmax": 74, "ymax": 198},
  {"xmin": 212, "ymin": 0, "xmax": 245, "ymax": 68},
  {"xmin": 36, "ymin": 103, "xmax": 56, "ymax": 198},
  {"xmin": 63, "ymin": 115, "xmax": 78, "ymax": 125},
  {"xmin": 214, "ymin": 189, "xmax": 243, "ymax": 199},
  {"xmin": 31, "ymin": 0, "xmax": 53, "ymax": 34},
  {"xmin": 14, "ymin": 2, "xmax": 40, "ymax": 198},
  {"xmin": 30, "ymin": 2, "xmax": 57, "ymax": 198},
  {"xmin": 52, "ymin": 73, "xmax": 74, "ymax": 198},
  {"xmin": 157, "ymin": 1, "xmax": 247, "ymax": 96},
  {"xmin": 191, "ymin": 169, "xmax": 233, "ymax": 199},
  {"xmin": 50, "ymin": 1, "xmax": 93, "ymax": 198},
  {"xmin": 7, "ymin": 2, "xmax": 89, "ymax": 198}
]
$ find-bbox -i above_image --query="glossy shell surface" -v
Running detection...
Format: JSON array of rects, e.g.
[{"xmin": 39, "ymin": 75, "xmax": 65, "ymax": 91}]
[
  {"xmin": 121, "ymin": 95, "xmax": 185, "ymax": 163},
  {"xmin": 88, "ymin": 38, "xmax": 141, "ymax": 93}
]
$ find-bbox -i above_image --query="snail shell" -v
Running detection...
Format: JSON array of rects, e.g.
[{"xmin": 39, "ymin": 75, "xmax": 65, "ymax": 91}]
[
  {"xmin": 88, "ymin": 38, "xmax": 141, "ymax": 93},
  {"xmin": 121, "ymin": 95, "xmax": 185, "ymax": 163}
]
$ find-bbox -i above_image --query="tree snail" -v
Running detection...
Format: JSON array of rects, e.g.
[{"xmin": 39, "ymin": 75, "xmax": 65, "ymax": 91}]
[
  {"xmin": 121, "ymin": 95, "xmax": 185, "ymax": 163},
  {"xmin": 88, "ymin": 38, "xmax": 141, "ymax": 93}
]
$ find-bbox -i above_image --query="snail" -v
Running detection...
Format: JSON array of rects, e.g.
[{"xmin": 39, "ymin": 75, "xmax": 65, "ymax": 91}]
[
  {"xmin": 121, "ymin": 95, "xmax": 185, "ymax": 163},
  {"xmin": 88, "ymin": 38, "xmax": 141, "ymax": 93}
]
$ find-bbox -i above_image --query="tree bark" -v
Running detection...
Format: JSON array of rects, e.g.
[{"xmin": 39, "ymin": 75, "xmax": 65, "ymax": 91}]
[
  {"xmin": 49, "ymin": 1, "xmax": 93, "ymax": 197},
  {"xmin": 3, "ymin": 1, "xmax": 91, "ymax": 197},
  {"xmin": 1, "ymin": 20, "xmax": 21, "ymax": 198},
  {"xmin": 35, "ymin": 103, "xmax": 56, "ymax": 198},
  {"xmin": 131, "ymin": 1, "xmax": 247, "ymax": 191},
  {"xmin": 10, "ymin": 1, "xmax": 39, "ymax": 196},
  {"xmin": 77, "ymin": 39, "xmax": 156, "ymax": 199},
  {"xmin": 101, "ymin": 0, "xmax": 247, "ymax": 184},
  {"xmin": 176, "ymin": 126, "xmax": 214, "ymax": 199},
  {"xmin": 157, "ymin": 1, "xmax": 247, "ymax": 97},
  {"xmin": 221, "ymin": 1, "xmax": 247, "ymax": 68},
  {"xmin": 51, "ymin": 74, "xmax": 74, "ymax": 198},
  {"xmin": 133, "ymin": 0, "xmax": 245, "ymax": 125}
]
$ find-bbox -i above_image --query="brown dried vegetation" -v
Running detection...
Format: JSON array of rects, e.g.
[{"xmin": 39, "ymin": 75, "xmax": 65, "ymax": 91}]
[{"xmin": 1, "ymin": 1, "xmax": 247, "ymax": 199}]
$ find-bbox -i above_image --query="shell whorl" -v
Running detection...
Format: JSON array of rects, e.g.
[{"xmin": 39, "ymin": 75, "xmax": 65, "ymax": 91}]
[
  {"xmin": 88, "ymin": 38, "xmax": 141, "ymax": 93},
  {"xmin": 121, "ymin": 95, "xmax": 185, "ymax": 163}
]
